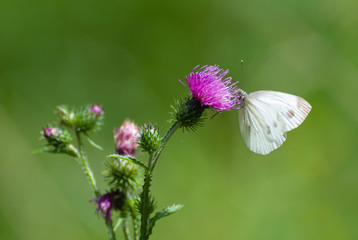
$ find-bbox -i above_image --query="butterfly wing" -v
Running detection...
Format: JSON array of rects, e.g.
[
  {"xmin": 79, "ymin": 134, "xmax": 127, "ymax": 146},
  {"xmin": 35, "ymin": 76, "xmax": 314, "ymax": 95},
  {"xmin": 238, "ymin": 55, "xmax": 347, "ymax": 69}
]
[
  {"xmin": 238, "ymin": 96, "xmax": 287, "ymax": 155},
  {"xmin": 238, "ymin": 91, "xmax": 311, "ymax": 155},
  {"xmin": 248, "ymin": 91, "xmax": 312, "ymax": 131}
]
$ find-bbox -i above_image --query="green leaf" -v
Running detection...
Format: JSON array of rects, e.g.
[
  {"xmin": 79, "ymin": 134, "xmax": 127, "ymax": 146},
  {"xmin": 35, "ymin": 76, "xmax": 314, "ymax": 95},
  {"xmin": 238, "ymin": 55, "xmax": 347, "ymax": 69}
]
[
  {"xmin": 147, "ymin": 204, "xmax": 183, "ymax": 237},
  {"xmin": 107, "ymin": 154, "xmax": 147, "ymax": 170},
  {"xmin": 33, "ymin": 146, "xmax": 59, "ymax": 154},
  {"xmin": 85, "ymin": 134, "xmax": 103, "ymax": 150},
  {"xmin": 33, "ymin": 145, "xmax": 77, "ymax": 157},
  {"xmin": 113, "ymin": 217, "xmax": 124, "ymax": 231}
]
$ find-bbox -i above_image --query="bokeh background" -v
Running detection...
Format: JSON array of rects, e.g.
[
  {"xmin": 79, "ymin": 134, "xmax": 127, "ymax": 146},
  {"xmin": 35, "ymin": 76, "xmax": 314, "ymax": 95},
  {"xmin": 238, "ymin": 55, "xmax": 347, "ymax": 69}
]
[{"xmin": 1, "ymin": 0, "xmax": 358, "ymax": 239}]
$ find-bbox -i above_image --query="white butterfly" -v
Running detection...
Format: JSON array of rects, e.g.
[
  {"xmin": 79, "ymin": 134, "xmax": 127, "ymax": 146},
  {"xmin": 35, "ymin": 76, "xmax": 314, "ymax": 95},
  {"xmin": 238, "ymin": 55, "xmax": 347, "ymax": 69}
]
[{"xmin": 237, "ymin": 90, "xmax": 312, "ymax": 155}]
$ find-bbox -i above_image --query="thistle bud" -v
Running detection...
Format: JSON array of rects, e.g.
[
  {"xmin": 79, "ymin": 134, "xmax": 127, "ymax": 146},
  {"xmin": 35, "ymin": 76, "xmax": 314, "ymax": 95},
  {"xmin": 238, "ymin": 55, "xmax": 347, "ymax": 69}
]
[
  {"xmin": 89, "ymin": 104, "xmax": 103, "ymax": 115},
  {"xmin": 41, "ymin": 127, "xmax": 72, "ymax": 148},
  {"xmin": 114, "ymin": 121, "xmax": 139, "ymax": 157},
  {"xmin": 104, "ymin": 158, "xmax": 143, "ymax": 193},
  {"xmin": 139, "ymin": 124, "xmax": 162, "ymax": 153},
  {"xmin": 57, "ymin": 105, "xmax": 104, "ymax": 133}
]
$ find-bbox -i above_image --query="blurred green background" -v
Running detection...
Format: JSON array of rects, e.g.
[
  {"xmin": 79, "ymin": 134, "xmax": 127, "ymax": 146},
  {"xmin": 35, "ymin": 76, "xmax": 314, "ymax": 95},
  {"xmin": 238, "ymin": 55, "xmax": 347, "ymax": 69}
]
[{"xmin": 1, "ymin": 0, "xmax": 358, "ymax": 239}]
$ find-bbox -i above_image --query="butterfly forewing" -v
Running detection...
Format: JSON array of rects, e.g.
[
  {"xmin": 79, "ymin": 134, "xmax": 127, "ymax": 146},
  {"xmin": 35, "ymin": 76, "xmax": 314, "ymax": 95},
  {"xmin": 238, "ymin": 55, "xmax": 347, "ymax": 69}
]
[
  {"xmin": 248, "ymin": 91, "xmax": 311, "ymax": 131},
  {"xmin": 239, "ymin": 96, "xmax": 287, "ymax": 155},
  {"xmin": 238, "ymin": 90, "xmax": 311, "ymax": 155}
]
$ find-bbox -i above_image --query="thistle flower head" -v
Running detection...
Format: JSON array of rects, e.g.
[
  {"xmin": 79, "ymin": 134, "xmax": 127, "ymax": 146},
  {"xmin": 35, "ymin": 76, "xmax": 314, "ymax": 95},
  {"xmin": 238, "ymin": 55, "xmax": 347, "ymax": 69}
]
[
  {"xmin": 114, "ymin": 120, "xmax": 140, "ymax": 157},
  {"xmin": 183, "ymin": 65, "xmax": 238, "ymax": 111},
  {"xmin": 92, "ymin": 190, "xmax": 125, "ymax": 222}
]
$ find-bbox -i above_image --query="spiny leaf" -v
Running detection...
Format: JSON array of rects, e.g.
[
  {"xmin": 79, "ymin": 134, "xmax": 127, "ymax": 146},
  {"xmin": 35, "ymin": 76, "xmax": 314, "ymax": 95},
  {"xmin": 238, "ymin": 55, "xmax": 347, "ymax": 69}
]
[
  {"xmin": 147, "ymin": 204, "xmax": 183, "ymax": 237},
  {"xmin": 33, "ymin": 145, "xmax": 77, "ymax": 157},
  {"xmin": 107, "ymin": 154, "xmax": 147, "ymax": 170}
]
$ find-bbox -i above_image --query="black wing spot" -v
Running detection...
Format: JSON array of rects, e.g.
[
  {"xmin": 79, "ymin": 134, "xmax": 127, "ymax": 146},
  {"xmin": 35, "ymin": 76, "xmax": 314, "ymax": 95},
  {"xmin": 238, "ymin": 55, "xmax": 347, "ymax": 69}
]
[
  {"xmin": 266, "ymin": 125, "xmax": 271, "ymax": 135},
  {"xmin": 287, "ymin": 110, "xmax": 295, "ymax": 118}
]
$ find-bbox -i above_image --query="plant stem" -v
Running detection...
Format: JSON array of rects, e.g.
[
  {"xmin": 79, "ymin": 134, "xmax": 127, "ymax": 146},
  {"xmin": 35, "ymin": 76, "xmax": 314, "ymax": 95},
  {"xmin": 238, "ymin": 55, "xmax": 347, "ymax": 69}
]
[
  {"xmin": 75, "ymin": 131, "xmax": 100, "ymax": 198},
  {"xmin": 131, "ymin": 208, "xmax": 140, "ymax": 240},
  {"xmin": 140, "ymin": 153, "xmax": 153, "ymax": 240},
  {"xmin": 150, "ymin": 122, "xmax": 179, "ymax": 171},
  {"xmin": 75, "ymin": 131, "xmax": 115, "ymax": 240},
  {"xmin": 107, "ymin": 221, "xmax": 116, "ymax": 240},
  {"xmin": 139, "ymin": 122, "xmax": 179, "ymax": 240},
  {"xmin": 122, "ymin": 219, "xmax": 131, "ymax": 240}
]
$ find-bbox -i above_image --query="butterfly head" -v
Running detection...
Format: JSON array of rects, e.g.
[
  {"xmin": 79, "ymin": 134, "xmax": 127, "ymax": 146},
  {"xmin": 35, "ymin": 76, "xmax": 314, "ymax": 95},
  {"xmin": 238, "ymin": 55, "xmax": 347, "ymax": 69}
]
[{"xmin": 236, "ymin": 89, "xmax": 247, "ymax": 109}]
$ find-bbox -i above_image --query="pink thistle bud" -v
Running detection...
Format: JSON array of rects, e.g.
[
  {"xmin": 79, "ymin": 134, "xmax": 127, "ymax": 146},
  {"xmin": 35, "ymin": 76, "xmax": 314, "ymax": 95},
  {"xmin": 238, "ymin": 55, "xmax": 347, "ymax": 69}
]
[
  {"xmin": 42, "ymin": 127, "xmax": 58, "ymax": 138},
  {"xmin": 89, "ymin": 105, "xmax": 103, "ymax": 115},
  {"xmin": 114, "ymin": 120, "xmax": 140, "ymax": 157}
]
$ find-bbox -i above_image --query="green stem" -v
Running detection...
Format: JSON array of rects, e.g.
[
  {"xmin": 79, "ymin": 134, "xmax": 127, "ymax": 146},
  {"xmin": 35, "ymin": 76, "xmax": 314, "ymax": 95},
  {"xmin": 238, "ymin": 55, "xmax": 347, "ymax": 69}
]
[
  {"xmin": 130, "ymin": 206, "xmax": 140, "ymax": 240},
  {"xmin": 139, "ymin": 122, "xmax": 179, "ymax": 240},
  {"xmin": 150, "ymin": 122, "xmax": 179, "ymax": 171},
  {"xmin": 140, "ymin": 153, "xmax": 153, "ymax": 240},
  {"xmin": 107, "ymin": 221, "xmax": 116, "ymax": 240},
  {"xmin": 75, "ymin": 131, "xmax": 100, "ymax": 198},
  {"xmin": 122, "ymin": 219, "xmax": 131, "ymax": 240}
]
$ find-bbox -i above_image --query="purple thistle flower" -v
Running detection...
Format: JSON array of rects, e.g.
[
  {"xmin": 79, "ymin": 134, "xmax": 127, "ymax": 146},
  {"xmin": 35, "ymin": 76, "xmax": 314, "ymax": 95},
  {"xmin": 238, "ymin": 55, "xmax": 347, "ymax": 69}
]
[
  {"xmin": 114, "ymin": 120, "xmax": 140, "ymax": 157},
  {"xmin": 89, "ymin": 105, "xmax": 103, "ymax": 115},
  {"xmin": 92, "ymin": 190, "xmax": 125, "ymax": 222},
  {"xmin": 183, "ymin": 65, "xmax": 238, "ymax": 111}
]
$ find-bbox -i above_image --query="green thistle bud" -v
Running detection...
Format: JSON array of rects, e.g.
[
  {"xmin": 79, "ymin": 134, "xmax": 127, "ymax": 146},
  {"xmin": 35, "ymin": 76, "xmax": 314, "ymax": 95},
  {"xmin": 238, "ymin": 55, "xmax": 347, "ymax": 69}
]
[
  {"xmin": 104, "ymin": 158, "xmax": 143, "ymax": 193},
  {"xmin": 42, "ymin": 127, "xmax": 72, "ymax": 148},
  {"xmin": 57, "ymin": 105, "xmax": 104, "ymax": 133},
  {"xmin": 139, "ymin": 124, "xmax": 162, "ymax": 153},
  {"xmin": 170, "ymin": 97, "xmax": 206, "ymax": 131}
]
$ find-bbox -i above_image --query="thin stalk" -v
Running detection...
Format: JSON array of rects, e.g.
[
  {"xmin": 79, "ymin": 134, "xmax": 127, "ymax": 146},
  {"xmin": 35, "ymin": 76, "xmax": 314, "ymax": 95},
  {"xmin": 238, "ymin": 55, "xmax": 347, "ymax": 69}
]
[
  {"xmin": 75, "ymin": 131, "xmax": 100, "ymax": 198},
  {"xmin": 140, "ymin": 153, "xmax": 153, "ymax": 240},
  {"xmin": 122, "ymin": 219, "xmax": 131, "ymax": 240},
  {"xmin": 150, "ymin": 122, "xmax": 179, "ymax": 171},
  {"xmin": 139, "ymin": 122, "xmax": 180, "ymax": 240},
  {"xmin": 131, "ymin": 208, "xmax": 140, "ymax": 240},
  {"xmin": 107, "ymin": 221, "xmax": 116, "ymax": 240}
]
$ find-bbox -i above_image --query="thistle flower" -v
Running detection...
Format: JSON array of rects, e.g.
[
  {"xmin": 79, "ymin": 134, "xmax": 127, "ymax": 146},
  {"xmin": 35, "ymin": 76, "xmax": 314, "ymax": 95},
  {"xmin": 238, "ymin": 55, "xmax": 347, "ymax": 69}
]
[
  {"xmin": 183, "ymin": 65, "xmax": 238, "ymax": 111},
  {"xmin": 114, "ymin": 120, "xmax": 140, "ymax": 157},
  {"xmin": 139, "ymin": 124, "xmax": 162, "ymax": 153},
  {"xmin": 92, "ymin": 190, "xmax": 126, "ymax": 222}
]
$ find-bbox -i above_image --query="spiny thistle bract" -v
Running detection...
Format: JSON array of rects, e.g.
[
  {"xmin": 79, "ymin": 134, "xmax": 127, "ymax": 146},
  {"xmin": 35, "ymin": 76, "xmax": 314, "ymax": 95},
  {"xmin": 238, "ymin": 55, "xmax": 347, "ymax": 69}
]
[
  {"xmin": 42, "ymin": 127, "xmax": 72, "ymax": 148},
  {"xmin": 57, "ymin": 105, "xmax": 104, "ymax": 133},
  {"xmin": 171, "ymin": 97, "xmax": 207, "ymax": 131},
  {"xmin": 104, "ymin": 158, "xmax": 144, "ymax": 193},
  {"xmin": 39, "ymin": 126, "xmax": 77, "ymax": 156},
  {"xmin": 139, "ymin": 124, "xmax": 162, "ymax": 153}
]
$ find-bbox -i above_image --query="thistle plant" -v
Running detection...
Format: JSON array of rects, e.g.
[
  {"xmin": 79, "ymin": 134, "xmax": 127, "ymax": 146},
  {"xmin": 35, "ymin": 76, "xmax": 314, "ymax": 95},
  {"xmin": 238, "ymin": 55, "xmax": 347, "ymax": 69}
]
[{"xmin": 36, "ymin": 64, "xmax": 311, "ymax": 239}]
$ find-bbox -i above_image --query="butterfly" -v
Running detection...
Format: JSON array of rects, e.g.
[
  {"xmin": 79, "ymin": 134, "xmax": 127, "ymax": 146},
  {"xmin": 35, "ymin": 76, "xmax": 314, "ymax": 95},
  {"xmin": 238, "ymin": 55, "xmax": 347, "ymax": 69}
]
[{"xmin": 237, "ymin": 89, "xmax": 312, "ymax": 155}]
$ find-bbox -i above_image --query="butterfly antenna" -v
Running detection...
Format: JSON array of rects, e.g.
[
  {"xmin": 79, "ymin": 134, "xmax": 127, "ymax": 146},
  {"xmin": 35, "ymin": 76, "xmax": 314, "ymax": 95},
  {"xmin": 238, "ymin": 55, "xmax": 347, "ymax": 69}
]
[{"xmin": 240, "ymin": 59, "xmax": 244, "ymax": 82}]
